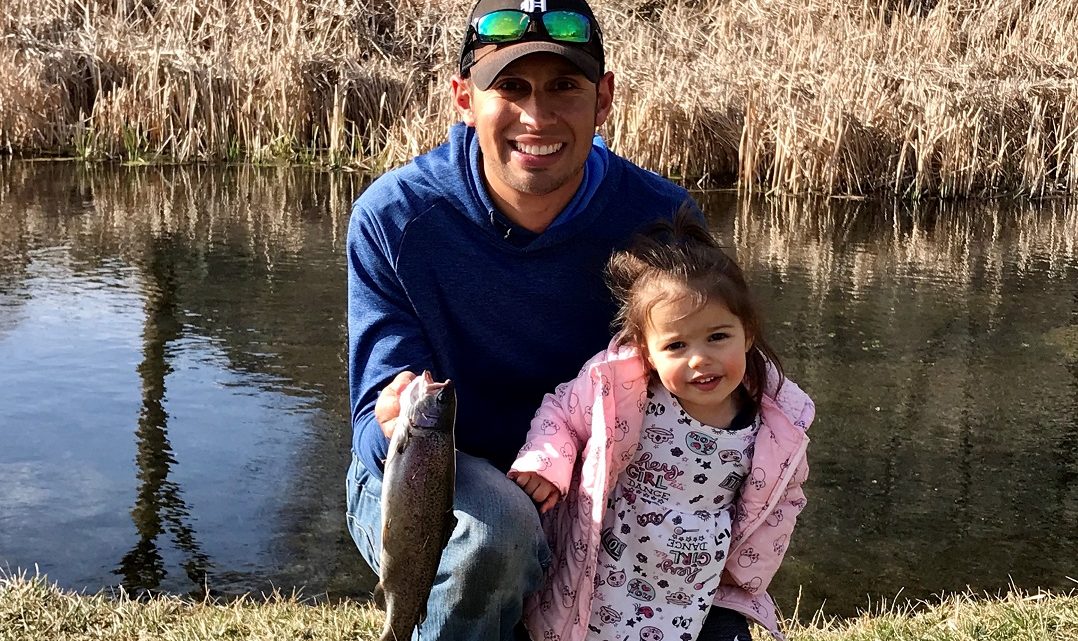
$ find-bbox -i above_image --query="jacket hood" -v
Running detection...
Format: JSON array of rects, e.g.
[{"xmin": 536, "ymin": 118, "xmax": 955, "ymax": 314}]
[
  {"xmin": 413, "ymin": 123, "xmax": 624, "ymax": 252},
  {"xmin": 412, "ymin": 123, "xmax": 484, "ymax": 229},
  {"xmin": 762, "ymin": 374, "xmax": 815, "ymax": 433}
]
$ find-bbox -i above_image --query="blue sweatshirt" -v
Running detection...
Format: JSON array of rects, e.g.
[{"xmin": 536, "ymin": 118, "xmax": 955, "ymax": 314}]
[{"xmin": 347, "ymin": 122, "xmax": 696, "ymax": 477}]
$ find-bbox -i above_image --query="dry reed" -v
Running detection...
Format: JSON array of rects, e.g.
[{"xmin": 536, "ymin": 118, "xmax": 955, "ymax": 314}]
[{"xmin": 1, "ymin": 0, "xmax": 1076, "ymax": 197}]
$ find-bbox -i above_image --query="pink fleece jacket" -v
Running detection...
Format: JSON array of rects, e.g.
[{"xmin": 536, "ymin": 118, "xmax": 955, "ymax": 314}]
[{"xmin": 509, "ymin": 340, "xmax": 813, "ymax": 641}]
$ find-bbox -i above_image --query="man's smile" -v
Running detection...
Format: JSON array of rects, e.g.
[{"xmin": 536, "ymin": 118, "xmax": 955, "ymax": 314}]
[{"xmin": 511, "ymin": 141, "xmax": 565, "ymax": 156}]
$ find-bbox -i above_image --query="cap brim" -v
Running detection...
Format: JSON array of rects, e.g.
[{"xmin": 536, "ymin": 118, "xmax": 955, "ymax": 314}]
[{"xmin": 469, "ymin": 41, "xmax": 602, "ymax": 90}]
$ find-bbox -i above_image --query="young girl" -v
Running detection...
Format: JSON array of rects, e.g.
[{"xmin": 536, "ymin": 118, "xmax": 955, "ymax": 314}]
[{"xmin": 509, "ymin": 211, "xmax": 813, "ymax": 641}]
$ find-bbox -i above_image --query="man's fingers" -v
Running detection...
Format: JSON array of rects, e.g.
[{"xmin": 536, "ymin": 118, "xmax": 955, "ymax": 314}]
[
  {"xmin": 375, "ymin": 371, "xmax": 417, "ymax": 438},
  {"xmin": 386, "ymin": 370, "xmax": 416, "ymax": 395},
  {"xmin": 385, "ymin": 416, "xmax": 411, "ymax": 439}
]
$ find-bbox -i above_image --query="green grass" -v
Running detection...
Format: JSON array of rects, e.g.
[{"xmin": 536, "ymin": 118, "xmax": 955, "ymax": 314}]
[
  {"xmin": 3, "ymin": 572, "xmax": 1077, "ymax": 641},
  {"xmin": 0, "ymin": 571, "xmax": 383, "ymax": 641}
]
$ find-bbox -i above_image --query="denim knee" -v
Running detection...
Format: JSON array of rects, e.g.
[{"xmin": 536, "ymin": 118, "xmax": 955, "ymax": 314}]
[
  {"xmin": 454, "ymin": 508, "xmax": 545, "ymax": 594},
  {"xmin": 438, "ymin": 453, "xmax": 550, "ymax": 602}
]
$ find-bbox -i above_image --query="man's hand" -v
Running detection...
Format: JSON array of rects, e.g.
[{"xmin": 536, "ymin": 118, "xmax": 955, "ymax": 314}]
[
  {"xmin": 375, "ymin": 371, "xmax": 417, "ymax": 438},
  {"xmin": 509, "ymin": 471, "xmax": 561, "ymax": 514}
]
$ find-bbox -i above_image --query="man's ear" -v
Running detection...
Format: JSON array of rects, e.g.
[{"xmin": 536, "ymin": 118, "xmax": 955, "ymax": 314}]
[
  {"xmin": 451, "ymin": 75, "xmax": 477, "ymax": 126},
  {"xmin": 594, "ymin": 71, "xmax": 615, "ymax": 127}
]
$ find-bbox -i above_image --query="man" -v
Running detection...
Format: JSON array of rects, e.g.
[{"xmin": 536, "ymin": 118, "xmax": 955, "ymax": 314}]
[{"xmin": 345, "ymin": 0, "xmax": 746, "ymax": 639}]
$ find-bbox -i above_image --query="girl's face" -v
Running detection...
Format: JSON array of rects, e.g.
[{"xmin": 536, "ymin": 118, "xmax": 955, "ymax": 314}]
[{"xmin": 643, "ymin": 290, "xmax": 752, "ymax": 428}]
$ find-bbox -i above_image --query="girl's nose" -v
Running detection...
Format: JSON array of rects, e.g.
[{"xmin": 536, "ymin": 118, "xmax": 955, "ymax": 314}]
[{"xmin": 688, "ymin": 353, "xmax": 708, "ymax": 368}]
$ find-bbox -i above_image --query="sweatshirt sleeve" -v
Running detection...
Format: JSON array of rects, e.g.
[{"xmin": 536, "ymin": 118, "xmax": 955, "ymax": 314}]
[
  {"xmin": 347, "ymin": 196, "xmax": 434, "ymax": 478},
  {"xmin": 509, "ymin": 362, "xmax": 597, "ymax": 496}
]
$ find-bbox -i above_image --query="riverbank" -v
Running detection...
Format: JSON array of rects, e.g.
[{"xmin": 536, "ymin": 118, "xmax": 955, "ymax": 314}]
[
  {"xmin": 2, "ymin": 573, "xmax": 1077, "ymax": 641},
  {"xmin": 2, "ymin": 0, "xmax": 1075, "ymax": 197}
]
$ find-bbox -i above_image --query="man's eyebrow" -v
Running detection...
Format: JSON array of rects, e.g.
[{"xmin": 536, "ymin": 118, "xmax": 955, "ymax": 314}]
[{"xmin": 553, "ymin": 65, "xmax": 588, "ymax": 76}]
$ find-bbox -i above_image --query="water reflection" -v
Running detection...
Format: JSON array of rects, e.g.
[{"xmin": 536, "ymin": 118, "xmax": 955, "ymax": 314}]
[
  {"xmin": 699, "ymin": 194, "xmax": 1078, "ymax": 616},
  {"xmin": 116, "ymin": 236, "xmax": 210, "ymax": 593},
  {"xmin": 0, "ymin": 161, "xmax": 368, "ymax": 598},
  {"xmin": 0, "ymin": 161, "xmax": 1075, "ymax": 618}
]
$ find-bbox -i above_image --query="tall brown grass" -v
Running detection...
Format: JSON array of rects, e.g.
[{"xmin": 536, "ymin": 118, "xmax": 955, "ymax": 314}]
[{"xmin": 1, "ymin": 0, "xmax": 1076, "ymax": 197}]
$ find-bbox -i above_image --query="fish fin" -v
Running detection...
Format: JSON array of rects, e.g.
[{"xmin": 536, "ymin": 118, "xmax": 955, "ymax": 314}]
[
  {"xmin": 372, "ymin": 581, "xmax": 386, "ymax": 608},
  {"xmin": 394, "ymin": 426, "xmax": 411, "ymax": 454}
]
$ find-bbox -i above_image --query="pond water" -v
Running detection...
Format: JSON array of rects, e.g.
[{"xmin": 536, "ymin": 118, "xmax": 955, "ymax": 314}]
[{"xmin": 0, "ymin": 160, "xmax": 1075, "ymax": 619}]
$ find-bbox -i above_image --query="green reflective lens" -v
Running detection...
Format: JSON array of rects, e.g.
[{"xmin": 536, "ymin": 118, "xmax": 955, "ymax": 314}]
[
  {"xmin": 541, "ymin": 11, "xmax": 590, "ymax": 43},
  {"xmin": 473, "ymin": 10, "xmax": 592, "ymax": 45},
  {"xmin": 475, "ymin": 10, "xmax": 529, "ymax": 43}
]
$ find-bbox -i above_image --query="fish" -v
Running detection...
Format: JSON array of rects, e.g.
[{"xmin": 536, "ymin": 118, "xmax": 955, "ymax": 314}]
[{"xmin": 378, "ymin": 371, "xmax": 457, "ymax": 641}]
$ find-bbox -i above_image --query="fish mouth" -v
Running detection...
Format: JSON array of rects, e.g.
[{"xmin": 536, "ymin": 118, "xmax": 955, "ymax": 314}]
[
  {"xmin": 418, "ymin": 372, "xmax": 453, "ymax": 395},
  {"xmin": 403, "ymin": 371, "xmax": 455, "ymax": 430},
  {"xmin": 404, "ymin": 371, "xmax": 446, "ymax": 402}
]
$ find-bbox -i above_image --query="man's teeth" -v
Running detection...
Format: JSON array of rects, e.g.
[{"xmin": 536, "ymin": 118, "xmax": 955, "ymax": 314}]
[{"xmin": 515, "ymin": 142, "xmax": 563, "ymax": 156}]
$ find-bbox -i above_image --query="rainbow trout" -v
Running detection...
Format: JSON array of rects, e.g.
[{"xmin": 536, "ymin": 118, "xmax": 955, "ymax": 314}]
[{"xmin": 378, "ymin": 371, "xmax": 457, "ymax": 641}]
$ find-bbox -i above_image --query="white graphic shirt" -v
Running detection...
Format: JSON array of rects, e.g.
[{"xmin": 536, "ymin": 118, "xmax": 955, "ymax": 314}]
[{"xmin": 586, "ymin": 384, "xmax": 758, "ymax": 641}]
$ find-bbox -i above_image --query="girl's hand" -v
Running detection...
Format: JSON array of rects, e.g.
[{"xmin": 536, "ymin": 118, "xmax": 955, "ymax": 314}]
[{"xmin": 509, "ymin": 471, "xmax": 561, "ymax": 514}]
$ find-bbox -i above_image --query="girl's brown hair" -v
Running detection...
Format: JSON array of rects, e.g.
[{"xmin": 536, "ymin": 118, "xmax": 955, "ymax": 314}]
[{"xmin": 606, "ymin": 205, "xmax": 783, "ymax": 406}]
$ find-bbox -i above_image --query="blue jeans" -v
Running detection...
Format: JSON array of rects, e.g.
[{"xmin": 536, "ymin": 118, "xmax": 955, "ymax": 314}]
[{"xmin": 347, "ymin": 451, "xmax": 551, "ymax": 641}]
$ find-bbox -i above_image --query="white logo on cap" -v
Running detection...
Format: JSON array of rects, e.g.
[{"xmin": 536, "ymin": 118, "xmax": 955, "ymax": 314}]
[{"xmin": 520, "ymin": 0, "xmax": 547, "ymax": 11}]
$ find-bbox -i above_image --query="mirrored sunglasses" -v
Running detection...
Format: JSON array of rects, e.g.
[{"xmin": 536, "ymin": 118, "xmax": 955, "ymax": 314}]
[{"xmin": 471, "ymin": 10, "xmax": 592, "ymax": 45}]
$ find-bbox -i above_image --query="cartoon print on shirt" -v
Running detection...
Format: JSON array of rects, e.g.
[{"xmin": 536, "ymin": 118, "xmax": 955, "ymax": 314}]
[
  {"xmin": 627, "ymin": 578, "xmax": 656, "ymax": 601},
  {"xmin": 587, "ymin": 386, "xmax": 760, "ymax": 641},
  {"xmin": 717, "ymin": 449, "xmax": 742, "ymax": 463},
  {"xmin": 601, "ymin": 527, "xmax": 627, "ymax": 561},
  {"xmin": 598, "ymin": 606, "xmax": 622, "ymax": 625},
  {"xmin": 644, "ymin": 426, "xmax": 674, "ymax": 445},
  {"xmin": 685, "ymin": 431, "xmax": 717, "ymax": 455}
]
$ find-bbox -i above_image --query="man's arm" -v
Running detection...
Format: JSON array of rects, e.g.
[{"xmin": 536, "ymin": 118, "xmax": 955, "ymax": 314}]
[{"xmin": 347, "ymin": 197, "xmax": 434, "ymax": 478}]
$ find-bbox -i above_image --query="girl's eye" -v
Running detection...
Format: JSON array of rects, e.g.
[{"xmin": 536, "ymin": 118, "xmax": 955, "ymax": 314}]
[
  {"xmin": 709, "ymin": 332, "xmax": 729, "ymax": 342},
  {"xmin": 663, "ymin": 341, "xmax": 685, "ymax": 351}
]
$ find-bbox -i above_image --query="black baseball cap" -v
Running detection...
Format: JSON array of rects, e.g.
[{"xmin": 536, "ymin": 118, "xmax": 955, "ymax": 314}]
[{"xmin": 459, "ymin": 0, "xmax": 605, "ymax": 90}]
